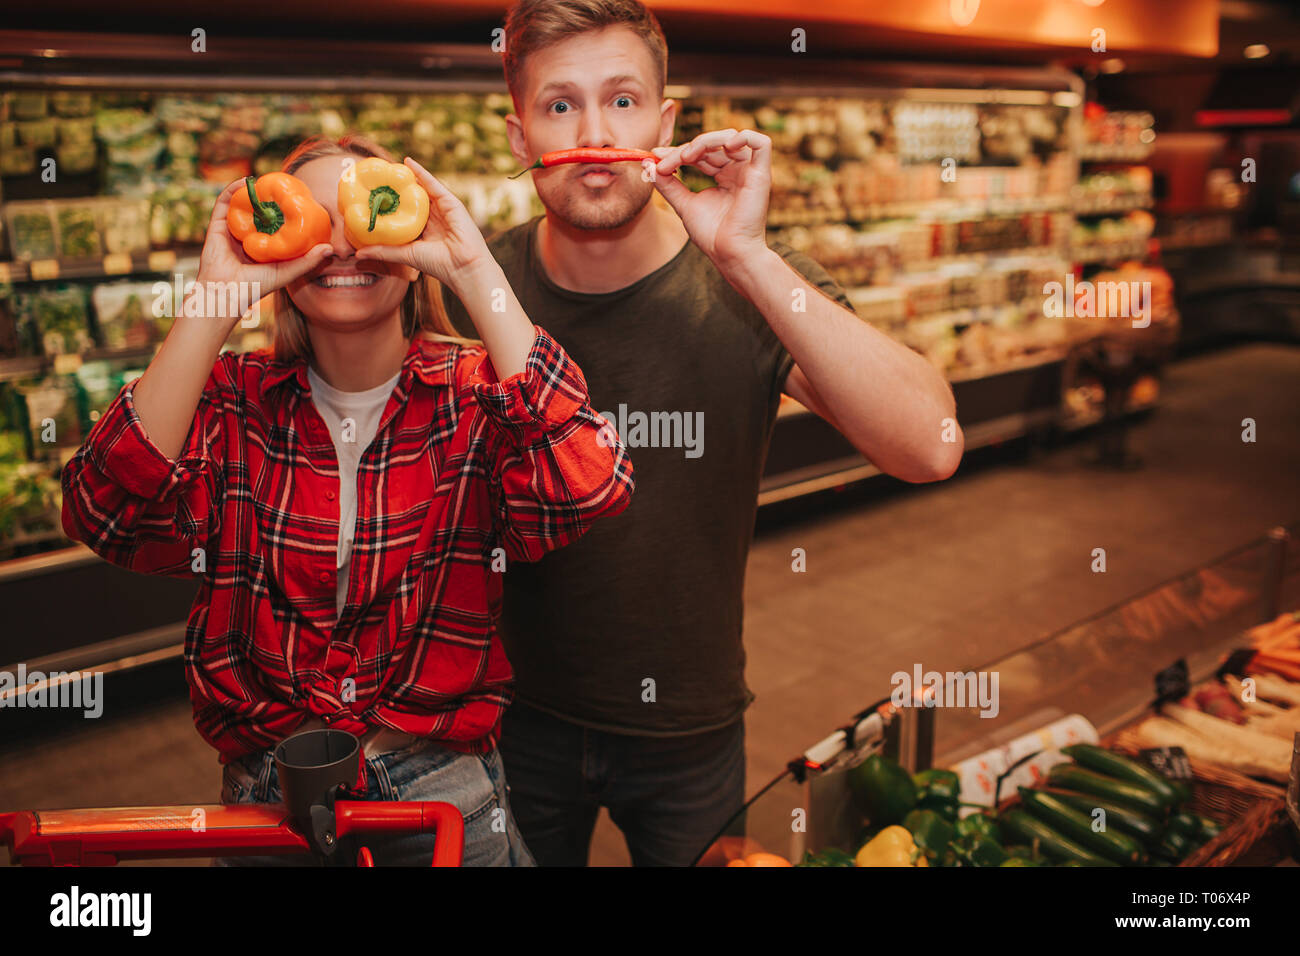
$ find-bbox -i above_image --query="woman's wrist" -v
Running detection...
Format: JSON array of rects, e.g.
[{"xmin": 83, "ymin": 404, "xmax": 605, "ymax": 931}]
[
  {"xmin": 445, "ymin": 256, "xmax": 504, "ymax": 303},
  {"xmin": 184, "ymin": 274, "xmax": 262, "ymax": 325}
]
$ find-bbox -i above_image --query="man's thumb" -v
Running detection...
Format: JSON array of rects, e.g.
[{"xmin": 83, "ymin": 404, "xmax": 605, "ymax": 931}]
[{"xmin": 649, "ymin": 167, "xmax": 694, "ymax": 215}]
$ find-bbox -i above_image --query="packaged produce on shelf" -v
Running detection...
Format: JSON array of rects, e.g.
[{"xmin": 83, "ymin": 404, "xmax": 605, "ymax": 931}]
[
  {"xmin": 51, "ymin": 92, "xmax": 94, "ymax": 118},
  {"xmin": 1072, "ymin": 209, "xmax": 1155, "ymax": 264},
  {"xmin": 0, "ymin": 122, "xmax": 37, "ymax": 176},
  {"xmin": 10, "ymin": 91, "xmax": 50, "ymax": 122},
  {"xmin": 0, "ymin": 296, "xmax": 23, "ymax": 359},
  {"xmin": 95, "ymin": 106, "xmax": 165, "ymax": 191},
  {"xmin": 73, "ymin": 360, "xmax": 132, "ymax": 424},
  {"xmin": 92, "ymin": 279, "xmax": 172, "ymax": 349},
  {"xmin": 14, "ymin": 374, "xmax": 85, "ymax": 455},
  {"xmin": 5, "ymin": 201, "xmax": 57, "ymax": 260},
  {"xmin": 56, "ymin": 202, "xmax": 102, "ymax": 258},
  {"xmin": 12, "ymin": 284, "xmax": 93, "ymax": 356},
  {"xmin": 0, "ymin": 458, "xmax": 63, "ymax": 547},
  {"xmin": 16, "ymin": 117, "xmax": 58, "ymax": 150},
  {"xmin": 442, "ymin": 174, "xmax": 545, "ymax": 234},
  {"xmin": 1074, "ymin": 166, "xmax": 1153, "ymax": 213},
  {"xmin": 99, "ymin": 197, "xmax": 152, "ymax": 255},
  {"xmin": 1081, "ymin": 104, "xmax": 1155, "ymax": 159}
]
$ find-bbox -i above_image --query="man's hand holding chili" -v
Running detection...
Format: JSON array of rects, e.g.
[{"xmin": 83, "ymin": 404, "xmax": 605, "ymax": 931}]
[{"xmin": 646, "ymin": 128, "xmax": 773, "ymax": 274}]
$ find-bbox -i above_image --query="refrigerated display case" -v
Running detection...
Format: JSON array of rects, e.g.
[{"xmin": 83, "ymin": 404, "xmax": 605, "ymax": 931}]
[{"xmin": 693, "ymin": 523, "xmax": 1299, "ymax": 867}]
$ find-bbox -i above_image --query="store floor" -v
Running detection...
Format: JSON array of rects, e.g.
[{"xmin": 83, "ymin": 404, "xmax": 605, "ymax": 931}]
[{"xmin": 1, "ymin": 343, "xmax": 1296, "ymax": 867}]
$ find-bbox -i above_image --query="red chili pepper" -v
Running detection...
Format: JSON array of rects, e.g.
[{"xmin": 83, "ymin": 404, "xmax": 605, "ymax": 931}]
[{"xmin": 508, "ymin": 147, "xmax": 657, "ymax": 179}]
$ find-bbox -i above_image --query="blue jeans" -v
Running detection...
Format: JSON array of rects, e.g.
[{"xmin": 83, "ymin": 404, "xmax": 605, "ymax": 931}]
[
  {"xmin": 212, "ymin": 737, "xmax": 535, "ymax": 867},
  {"xmin": 498, "ymin": 698, "xmax": 746, "ymax": 866}
]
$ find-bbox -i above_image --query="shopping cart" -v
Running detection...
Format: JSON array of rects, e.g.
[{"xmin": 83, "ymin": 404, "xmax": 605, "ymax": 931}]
[{"xmin": 0, "ymin": 729, "xmax": 464, "ymax": 867}]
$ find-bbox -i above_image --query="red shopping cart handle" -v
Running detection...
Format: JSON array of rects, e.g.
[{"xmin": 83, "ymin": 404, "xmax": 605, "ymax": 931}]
[{"xmin": 0, "ymin": 800, "xmax": 464, "ymax": 867}]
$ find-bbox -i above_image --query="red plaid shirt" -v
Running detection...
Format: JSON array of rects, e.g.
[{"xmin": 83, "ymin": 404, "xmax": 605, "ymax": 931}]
[{"xmin": 61, "ymin": 326, "xmax": 633, "ymax": 765}]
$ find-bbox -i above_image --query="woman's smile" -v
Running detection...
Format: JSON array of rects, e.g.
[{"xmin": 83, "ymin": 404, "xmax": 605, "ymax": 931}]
[{"xmin": 312, "ymin": 271, "xmax": 381, "ymax": 289}]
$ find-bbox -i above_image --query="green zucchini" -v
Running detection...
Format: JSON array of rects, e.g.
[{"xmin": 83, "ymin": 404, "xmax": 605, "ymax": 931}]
[
  {"xmin": 1165, "ymin": 811, "xmax": 1200, "ymax": 838},
  {"xmin": 1046, "ymin": 764, "xmax": 1167, "ymax": 817},
  {"xmin": 1167, "ymin": 778, "xmax": 1192, "ymax": 804},
  {"xmin": 1038, "ymin": 788, "xmax": 1163, "ymax": 846},
  {"xmin": 1018, "ymin": 788, "xmax": 1147, "ymax": 865},
  {"xmin": 998, "ymin": 808, "xmax": 1117, "ymax": 866},
  {"xmin": 1194, "ymin": 815, "xmax": 1222, "ymax": 840},
  {"xmin": 1060, "ymin": 745, "xmax": 1180, "ymax": 807},
  {"xmin": 1154, "ymin": 828, "xmax": 1196, "ymax": 862}
]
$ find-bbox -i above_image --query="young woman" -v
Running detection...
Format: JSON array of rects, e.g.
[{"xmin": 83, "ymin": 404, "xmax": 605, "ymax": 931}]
[{"xmin": 60, "ymin": 135, "xmax": 634, "ymax": 866}]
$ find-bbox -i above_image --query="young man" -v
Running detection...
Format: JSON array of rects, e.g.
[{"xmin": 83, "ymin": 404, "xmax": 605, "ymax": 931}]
[{"xmin": 441, "ymin": 0, "xmax": 963, "ymax": 866}]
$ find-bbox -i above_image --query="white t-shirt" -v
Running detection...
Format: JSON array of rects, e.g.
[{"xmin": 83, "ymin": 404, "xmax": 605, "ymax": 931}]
[{"xmin": 306, "ymin": 364, "xmax": 401, "ymax": 617}]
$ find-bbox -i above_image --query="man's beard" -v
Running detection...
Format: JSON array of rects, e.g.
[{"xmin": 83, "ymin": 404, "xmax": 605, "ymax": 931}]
[{"xmin": 536, "ymin": 173, "xmax": 655, "ymax": 230}]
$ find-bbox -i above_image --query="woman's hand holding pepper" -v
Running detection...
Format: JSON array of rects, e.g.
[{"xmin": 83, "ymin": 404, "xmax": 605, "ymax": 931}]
[
  {"xmin": 189, "ymin": 177, "xmax": 334, "ymax": 334},
  {"xmin": 354, "ymin": 157, "xmax": 492, "ymax": 295}
]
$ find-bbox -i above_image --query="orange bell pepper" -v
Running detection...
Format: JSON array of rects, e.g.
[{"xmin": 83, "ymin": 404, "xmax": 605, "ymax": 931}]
[{"xmin": 227, "ymin": 173, "xmax": 332, "ymax": 263}]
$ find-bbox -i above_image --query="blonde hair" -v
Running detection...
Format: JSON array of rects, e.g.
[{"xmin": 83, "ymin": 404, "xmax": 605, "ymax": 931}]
[
  {"xmin": 271, "ymin": 133, "xmax": 476, "ymax": 362},
  {"xmin": 503, "ymin": 0, "xmax": 668, "ymax": 113}
]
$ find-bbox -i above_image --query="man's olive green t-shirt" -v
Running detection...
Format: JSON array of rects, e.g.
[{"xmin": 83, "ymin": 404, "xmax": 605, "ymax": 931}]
[{"xmin": 442, "ymin": 215, "xmax": 855, "ymax": 736}]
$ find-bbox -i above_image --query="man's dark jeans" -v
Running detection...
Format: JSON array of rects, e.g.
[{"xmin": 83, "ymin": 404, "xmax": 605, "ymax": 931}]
[{"xmin": 499, "ymin": 698, "xmax": 746, "ymax": 866}]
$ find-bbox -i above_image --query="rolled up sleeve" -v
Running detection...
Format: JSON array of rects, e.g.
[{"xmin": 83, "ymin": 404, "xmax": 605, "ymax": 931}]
[
  {"xmin": 60, "ymin": 358, "xmax": 230, "ymax": 577},
  {"xmin": 465, "ymin": 326, "xmax": 633, "ymax": 562}
]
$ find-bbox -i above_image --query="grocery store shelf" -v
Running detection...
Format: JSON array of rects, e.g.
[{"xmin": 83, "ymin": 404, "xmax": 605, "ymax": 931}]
[
  {"xmin": 0, "ymin": 344, "xmax": 158, "ymax": 382},
  {"xmin": 0, "ymin": 245, "xmax": 200, "ymax": 284},
  {"xmin": 0, "ymin": 542, "xmax": 97, "ymax": 583},
  {"xmin": 759, "ymin": 403, "xmax": 1061, "ymax": 505},
  {"xmin": 1080, "ymin": 145, "xmax": 1154, "ymax": 163},
  {"xmin": 0, "ymin": 621, "xmax": 186, "ymax": 694},
  {"xmin": 1074, "ymin": 194, "xmax": 1153, "ymax": 216},
  {"xmin": 1074, "ymin": 238, "xmax": 1150, "ymax": 265},
  {"xmin": 768, "ymin": 196, "xmax": 1071, "ymax": 228},
  {"xmin": 945, "ymin": 349, "xmax": 1072, "ymax": 384},
  {"xmin": 759, "ymin": 456, "xmax": 882, "ymax": 506}
]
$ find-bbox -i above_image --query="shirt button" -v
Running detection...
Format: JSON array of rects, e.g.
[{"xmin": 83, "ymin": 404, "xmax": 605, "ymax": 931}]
[
  {"xmin": 326, "ymin": 490, "xmax": 336, "ymax": 501},
  {"xmin": 319, "ymin": 571, "xmax": 330, "ymax": 583}
]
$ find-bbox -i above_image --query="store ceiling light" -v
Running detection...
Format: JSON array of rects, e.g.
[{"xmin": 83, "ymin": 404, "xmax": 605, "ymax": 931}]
[
  {"xmin": 1244, "ymin": 44, "xmax": 1270, "ymax": 59},
  {"xmin": 1099, "ymin": 58, "xmax": 1126, "ymax": 74}
]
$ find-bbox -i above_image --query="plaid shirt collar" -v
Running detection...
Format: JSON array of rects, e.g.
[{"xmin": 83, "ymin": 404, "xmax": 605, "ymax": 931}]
[{"xmin": 257, "ymin": 336, "xmax": 457, "ymax": 401}]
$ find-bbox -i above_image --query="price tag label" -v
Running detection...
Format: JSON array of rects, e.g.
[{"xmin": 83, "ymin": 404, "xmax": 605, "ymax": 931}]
[
  {"xmin": 1138, "ymin": 746, "xmax": 1193, "ymax": 782},
  {"xmin": 30, "ymin": 259, "xmax": 60, "ymax": 281},
  {"xmin": 1218, "ymin": 647, "xmax": 1257, "ymax": 680},
  {"xmin": 147, "ymin": 249, "xmax": 177, "ymax": 272},
  {"xmin": 1154, "ymin": 658, "xmax": 1190, "ymax": 705},
  {"xmin": 102, "ymin": 252, "xmax": 132, "ymax": 275},
  {"xmin": 53, "ymin": 353, "xmax": 83, "ymax": 375}
]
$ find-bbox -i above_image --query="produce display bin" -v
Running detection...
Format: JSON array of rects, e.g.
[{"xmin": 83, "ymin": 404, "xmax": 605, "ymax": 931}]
[{"xmin": 694, "ymin": 523, "xmax": 1299, "ymax": 867}]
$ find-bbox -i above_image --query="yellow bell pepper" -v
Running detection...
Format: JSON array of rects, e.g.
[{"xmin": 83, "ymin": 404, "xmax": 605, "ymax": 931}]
[
  {"xmin": 854, "ymin": 825, "xmax": 929, "ymax": 867},
  {"xmin": 337, "ymin": 157, "xmax": 430, "ymax": 248}
]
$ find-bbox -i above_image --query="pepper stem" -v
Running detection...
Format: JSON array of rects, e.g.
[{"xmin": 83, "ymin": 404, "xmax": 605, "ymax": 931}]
[
  {"xmin": 367, "ymin": 186, "xmax": 400, "ymax": 232},
  {"xmin": 506, "ymin": 157, "xmax": 545, "ymax": 180},
  {"xmin": 245, "ymin": 177, "xmax": 284, "ymax": 235}
]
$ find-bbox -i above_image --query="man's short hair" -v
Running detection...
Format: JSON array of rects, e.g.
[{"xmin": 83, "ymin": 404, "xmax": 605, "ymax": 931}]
[{"xmin": 503, "ymin": 0, "xmax": 669, "ymax": 112}]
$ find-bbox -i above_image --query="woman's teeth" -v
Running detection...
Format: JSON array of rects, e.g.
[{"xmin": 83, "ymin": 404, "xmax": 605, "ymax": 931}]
[{"xmin": 314, "ymin": 273, "xmax": 378, "ymax": 288}]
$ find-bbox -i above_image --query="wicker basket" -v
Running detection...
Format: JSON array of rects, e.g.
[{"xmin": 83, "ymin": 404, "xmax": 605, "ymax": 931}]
[{"xmin": 1107, "ymin": 727, "xmax": 1290, "ymax": 867}]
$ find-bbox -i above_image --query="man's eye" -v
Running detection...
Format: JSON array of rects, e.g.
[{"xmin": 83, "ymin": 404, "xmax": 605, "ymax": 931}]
[
  {"xmin": 615, "ymin": 96, "xmax": 632, "ymax": 108},
  {"xmin": 551, "ymin": 101, "xmax": 570, "ymax": 114}
]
